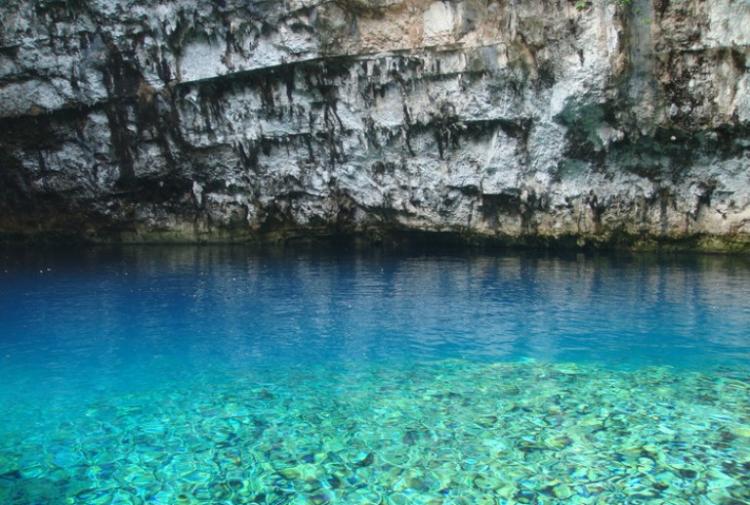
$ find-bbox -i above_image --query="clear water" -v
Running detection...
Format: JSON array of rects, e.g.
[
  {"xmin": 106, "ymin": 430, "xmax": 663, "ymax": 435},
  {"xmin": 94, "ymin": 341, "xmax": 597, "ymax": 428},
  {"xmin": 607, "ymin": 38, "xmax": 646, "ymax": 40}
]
[{"xmin": 1, "ymin": 246, "xmax": 749, "ymax": 505}]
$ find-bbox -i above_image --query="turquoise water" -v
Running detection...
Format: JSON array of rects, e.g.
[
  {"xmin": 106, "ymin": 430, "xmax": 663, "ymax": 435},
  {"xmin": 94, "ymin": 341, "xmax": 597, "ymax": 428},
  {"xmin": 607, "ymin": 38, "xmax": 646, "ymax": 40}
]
[{"xmin": 1, "ymin": 247, "xmax": 749, "ymax": 504}]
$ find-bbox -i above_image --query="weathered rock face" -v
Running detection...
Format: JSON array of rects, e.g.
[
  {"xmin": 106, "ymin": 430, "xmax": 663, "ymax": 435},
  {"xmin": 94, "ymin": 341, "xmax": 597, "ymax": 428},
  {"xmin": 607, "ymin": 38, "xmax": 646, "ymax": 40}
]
[{"xmin": 1, "ymin": 0, "xmax": 749, "ymax": 249}]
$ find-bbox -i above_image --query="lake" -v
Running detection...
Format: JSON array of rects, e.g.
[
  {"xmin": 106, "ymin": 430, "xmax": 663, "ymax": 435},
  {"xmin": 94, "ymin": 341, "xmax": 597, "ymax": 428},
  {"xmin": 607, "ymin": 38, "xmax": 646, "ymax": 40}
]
[{"xmin": 1, "ymin": 246, "xmax": 749, "ymax": 504}]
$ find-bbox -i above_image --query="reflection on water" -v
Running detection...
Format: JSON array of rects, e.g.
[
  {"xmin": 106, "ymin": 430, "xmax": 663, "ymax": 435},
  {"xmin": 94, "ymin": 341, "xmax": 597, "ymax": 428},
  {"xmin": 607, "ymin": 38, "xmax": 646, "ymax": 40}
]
[{"xmin": 2, "ymin": 246, "xmax": 749, "ymax": 373}]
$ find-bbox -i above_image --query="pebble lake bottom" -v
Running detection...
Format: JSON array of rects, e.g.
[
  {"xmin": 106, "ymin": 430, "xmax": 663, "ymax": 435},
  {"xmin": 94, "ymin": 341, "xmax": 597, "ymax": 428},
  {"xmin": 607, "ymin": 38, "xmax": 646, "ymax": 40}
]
[{"xmin": 0, "ymin": 246, "xmax": 749, "ymax": 505}]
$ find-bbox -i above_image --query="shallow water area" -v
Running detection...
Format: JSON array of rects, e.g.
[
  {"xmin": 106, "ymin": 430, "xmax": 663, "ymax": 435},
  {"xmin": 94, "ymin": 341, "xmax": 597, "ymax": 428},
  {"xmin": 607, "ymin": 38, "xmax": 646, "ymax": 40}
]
[{"xmin": 1, "ymin": 246, "xmax": 749, "ymax": 504}]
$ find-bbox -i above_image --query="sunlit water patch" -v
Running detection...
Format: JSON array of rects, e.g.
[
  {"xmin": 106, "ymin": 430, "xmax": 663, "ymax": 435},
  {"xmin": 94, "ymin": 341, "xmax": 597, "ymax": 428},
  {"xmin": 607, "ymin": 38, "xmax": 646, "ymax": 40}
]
[{"xmin": 1, "ymin": 247, "xmax": 749, "ymax": 504}]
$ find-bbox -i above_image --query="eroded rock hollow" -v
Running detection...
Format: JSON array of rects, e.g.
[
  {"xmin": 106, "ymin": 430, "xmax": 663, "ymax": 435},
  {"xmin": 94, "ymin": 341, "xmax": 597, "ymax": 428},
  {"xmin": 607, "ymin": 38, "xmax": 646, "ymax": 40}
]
[{"xmin": 1, "ymin": 0, "xmax": 749, "ymax": 249}]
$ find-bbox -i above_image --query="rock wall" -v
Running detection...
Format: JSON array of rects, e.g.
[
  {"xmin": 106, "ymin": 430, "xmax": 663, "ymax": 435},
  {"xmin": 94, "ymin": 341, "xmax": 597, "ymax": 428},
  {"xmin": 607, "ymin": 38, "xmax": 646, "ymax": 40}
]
[{"xmin": 1, "ymin": 0, "xmax": 749, "ymax": 249}]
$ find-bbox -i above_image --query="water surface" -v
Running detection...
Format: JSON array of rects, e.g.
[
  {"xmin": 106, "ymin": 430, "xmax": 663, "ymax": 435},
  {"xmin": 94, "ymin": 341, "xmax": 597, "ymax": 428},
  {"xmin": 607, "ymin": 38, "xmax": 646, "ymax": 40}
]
[{"xmin": 1, "ymin": 247, "xmax": 749, "ymax": 504}]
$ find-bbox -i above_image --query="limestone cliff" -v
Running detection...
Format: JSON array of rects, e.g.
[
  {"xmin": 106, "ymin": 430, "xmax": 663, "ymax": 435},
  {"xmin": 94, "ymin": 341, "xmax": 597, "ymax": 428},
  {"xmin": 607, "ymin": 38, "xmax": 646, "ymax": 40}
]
[{"xmin": 1, "ymin": 0, "xmax": 749, "ymax": 249}]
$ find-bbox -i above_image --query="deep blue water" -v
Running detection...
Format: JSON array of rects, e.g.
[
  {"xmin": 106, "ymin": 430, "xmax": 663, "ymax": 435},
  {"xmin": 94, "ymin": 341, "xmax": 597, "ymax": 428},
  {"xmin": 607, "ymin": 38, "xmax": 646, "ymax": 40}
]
[
  {"xmin": 2, "ymin": 247, "xmax": 749, "ymax": 387},
  {"xmin": 1, "ymin": 247, "xmax": 750, "ymax": 504}
]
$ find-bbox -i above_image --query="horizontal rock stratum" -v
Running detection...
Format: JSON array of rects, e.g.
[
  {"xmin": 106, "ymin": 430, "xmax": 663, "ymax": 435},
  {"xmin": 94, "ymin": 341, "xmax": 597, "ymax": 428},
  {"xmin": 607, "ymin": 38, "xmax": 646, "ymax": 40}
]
[{"xmin": 1, "ymin": 0, "xmax": 749, "ymax": 250}]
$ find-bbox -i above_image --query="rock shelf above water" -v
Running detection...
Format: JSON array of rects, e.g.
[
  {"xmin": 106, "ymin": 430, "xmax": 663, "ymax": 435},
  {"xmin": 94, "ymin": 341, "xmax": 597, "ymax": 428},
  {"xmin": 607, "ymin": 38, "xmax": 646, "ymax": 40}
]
[{"xmin": 0, "ymin": 0, "xmax": 749, "ymax": 250}]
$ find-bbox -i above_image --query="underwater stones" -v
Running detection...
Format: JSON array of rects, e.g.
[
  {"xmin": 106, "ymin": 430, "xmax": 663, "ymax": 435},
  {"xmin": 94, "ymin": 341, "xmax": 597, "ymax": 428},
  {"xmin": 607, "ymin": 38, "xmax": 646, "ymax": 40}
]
[
  {"xmin": 577, "ymin": 415, "xmax": 605, "ymax": 431},
  {"xmin": 257, "ymin": 389, "xmax": 275, "ymax": 400},
  {"xmin": 677, "ymin": 467, "xmax": 698, "ymax": 479},
  {"xmin": 181, "ymin": 468, "xmax": 214, "ymax": 486},
  {"xmin": 74, "ymin": 487, "xmax": 112, "ymax": 504},
  {"xmin": 635, "ymin": 456, "xmax": 656, "ymax": 473},
  {"xmin": 470, "ymin": 473, "xmax": 503, "ymax": 492},
  {"xmin": 492, "ymin": 380, "xmax": 522, "ymax": 396},
  {"xmin": 51, "ymin": 448, "xmax": 84, "ymax": 467},
  {"xmin": 2, "ymin": 360, "xmax": 750, "ymax": 504},
  {"xmin": 544, "ymin": 434, "xmax": 573, "ymax": 450},
  {"xmin": 0, "ymin": 469, "xmax": 22, "ymax": 482},
  {"xmin": 551, "ymin": 483, "xmax": 574, "ymax": 499},
  {"xmin": 353, "ymin": 452, "xmax": 374, "ymax": 468},
  {"xmin": 401, "ymin": 430, "xmax": 422, "ymax": 446},
  {"xmin": 118, "ymin": 463, "xmax": 155, "ymax": 487},
  {"xmin": 345, "ymin": 488, "xmax": 382, "ymax": 504},
  {"xmin": 278, "ymin": 463, "xmax": 322, "ymax": 481},
  {"xmin": 308, "ymin": 491, "xmax": 333, "ymax": 504},
  {"xmin": 474, "ymin": 415, "xmax": 498, "ymax": 428}
]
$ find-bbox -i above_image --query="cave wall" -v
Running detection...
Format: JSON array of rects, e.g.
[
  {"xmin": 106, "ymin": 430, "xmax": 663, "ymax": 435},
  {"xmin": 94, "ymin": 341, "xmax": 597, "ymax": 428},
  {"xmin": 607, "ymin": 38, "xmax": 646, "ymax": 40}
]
[{"xmin": 1, "ymin": 0, "xmax": 749, "ymax": 249}]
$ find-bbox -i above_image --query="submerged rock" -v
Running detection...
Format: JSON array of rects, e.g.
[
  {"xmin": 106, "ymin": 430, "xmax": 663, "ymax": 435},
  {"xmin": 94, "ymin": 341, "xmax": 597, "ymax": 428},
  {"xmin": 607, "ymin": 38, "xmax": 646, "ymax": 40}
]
[{"xmin": 3, "ymin": 359, "xmax": 749, "ymax": 504}]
